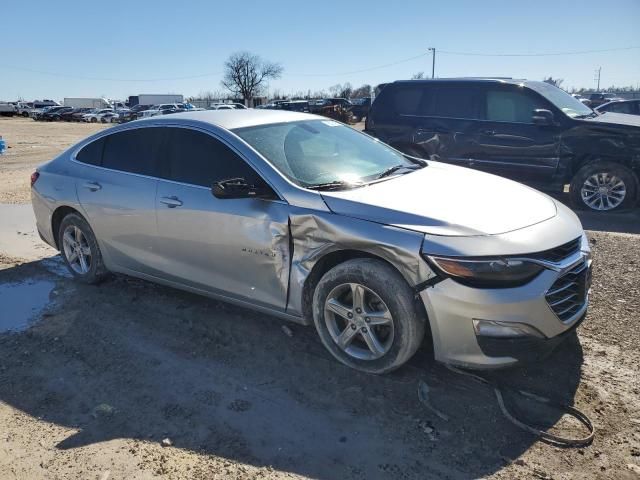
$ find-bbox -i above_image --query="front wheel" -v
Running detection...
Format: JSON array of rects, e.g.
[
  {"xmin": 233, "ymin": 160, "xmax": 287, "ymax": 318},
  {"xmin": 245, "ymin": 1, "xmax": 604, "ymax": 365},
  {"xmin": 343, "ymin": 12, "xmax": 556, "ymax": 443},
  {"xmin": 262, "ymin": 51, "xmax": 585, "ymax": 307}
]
[
  {"xmin": 312, "ymin": 259, "xmax": 426, "ymax": 374},
  {"xmin": 570, "ymin": 162, "xmax": 638, "ymax": 212}
]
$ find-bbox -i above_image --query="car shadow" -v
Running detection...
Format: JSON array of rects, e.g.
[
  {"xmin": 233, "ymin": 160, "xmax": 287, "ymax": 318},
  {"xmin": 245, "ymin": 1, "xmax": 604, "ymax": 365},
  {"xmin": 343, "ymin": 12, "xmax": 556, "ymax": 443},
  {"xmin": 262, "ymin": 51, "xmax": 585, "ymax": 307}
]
[{"xmin": 0, "ymin": 257, "xmax": 585, "ymax": 479}]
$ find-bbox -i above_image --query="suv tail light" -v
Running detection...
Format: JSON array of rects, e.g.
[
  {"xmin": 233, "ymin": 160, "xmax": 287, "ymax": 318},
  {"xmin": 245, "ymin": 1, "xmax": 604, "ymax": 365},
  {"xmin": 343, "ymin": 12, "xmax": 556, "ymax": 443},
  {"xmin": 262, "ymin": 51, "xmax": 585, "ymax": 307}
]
[{"xmin": 30, "ymin": 171, "xmax": 40, "ymax": 187}]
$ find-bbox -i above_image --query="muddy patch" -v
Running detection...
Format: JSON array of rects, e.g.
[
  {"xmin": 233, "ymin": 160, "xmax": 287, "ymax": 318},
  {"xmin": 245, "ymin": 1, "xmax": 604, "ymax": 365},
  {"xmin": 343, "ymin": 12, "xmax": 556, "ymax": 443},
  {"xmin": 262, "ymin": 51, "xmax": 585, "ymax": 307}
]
[{"xmin": 0, "ymin": 279, "xmax": 54, "ymax": 332}]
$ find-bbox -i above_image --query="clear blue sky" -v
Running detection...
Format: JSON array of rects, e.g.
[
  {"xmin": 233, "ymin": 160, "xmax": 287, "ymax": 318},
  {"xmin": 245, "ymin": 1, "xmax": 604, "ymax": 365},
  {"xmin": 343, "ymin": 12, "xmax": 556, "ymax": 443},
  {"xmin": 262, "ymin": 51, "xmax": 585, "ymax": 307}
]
[{"xmin": 2, "ymin": 0, "xmax": 639, "ymax": 101}]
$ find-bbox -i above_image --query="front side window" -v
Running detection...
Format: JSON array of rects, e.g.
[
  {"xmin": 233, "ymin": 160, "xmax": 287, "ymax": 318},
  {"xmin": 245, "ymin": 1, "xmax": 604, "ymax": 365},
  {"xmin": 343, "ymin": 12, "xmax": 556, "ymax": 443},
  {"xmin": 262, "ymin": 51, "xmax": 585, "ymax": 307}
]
[
  {"xmin": 102, "ymin": 128, "xmax": 165, "ymax": 176},
  {"xmin": 527, "ymin": 82, "xmax": 593, "ymax": 118},
  {"xmin": 485, "ymin": 89, "xmax": 544, "ymax": 123},
  {"xmin": 234, "ymin": 120, "xmax": 419, "ymax": 188},
  {"xmin": 606, "ymin": 102, "xmax": 634, "ymax": 114},
  {"xmin": 164, "ymin": 128, "xmax": 263, "ymax": 188}
]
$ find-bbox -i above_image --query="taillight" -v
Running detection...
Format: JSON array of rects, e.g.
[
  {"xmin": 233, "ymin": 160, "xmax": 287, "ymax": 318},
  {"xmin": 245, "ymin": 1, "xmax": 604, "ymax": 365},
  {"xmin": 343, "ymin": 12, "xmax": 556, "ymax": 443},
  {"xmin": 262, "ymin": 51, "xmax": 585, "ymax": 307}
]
[{"xmin": 30, "ymin": 171, "xmax": 40, "ymax": 187}]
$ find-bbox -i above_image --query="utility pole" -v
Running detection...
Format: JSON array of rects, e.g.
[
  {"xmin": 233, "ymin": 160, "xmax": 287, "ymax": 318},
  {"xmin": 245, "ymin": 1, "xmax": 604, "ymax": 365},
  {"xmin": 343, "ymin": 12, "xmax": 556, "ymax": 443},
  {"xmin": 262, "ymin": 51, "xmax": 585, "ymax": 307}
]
[
  {"xmin": 428, "ymin": 47, "xmax": 436, "ymax": 78},
  {"xmin": 595, "ymin": 67, "xmax": 601, "ymax": 91}
]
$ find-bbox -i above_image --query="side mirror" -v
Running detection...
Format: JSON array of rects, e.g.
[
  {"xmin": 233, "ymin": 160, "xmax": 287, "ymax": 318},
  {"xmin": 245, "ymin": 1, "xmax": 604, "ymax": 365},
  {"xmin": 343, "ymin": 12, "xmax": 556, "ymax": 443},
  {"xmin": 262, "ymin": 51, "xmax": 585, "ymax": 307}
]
[
  {"xmin": 212, "ymin": 177, "xmax": 274, "ymax": 200},
  {"xmin": 532, "ymin": 109, "xmax": 555, "ymax": 126}
]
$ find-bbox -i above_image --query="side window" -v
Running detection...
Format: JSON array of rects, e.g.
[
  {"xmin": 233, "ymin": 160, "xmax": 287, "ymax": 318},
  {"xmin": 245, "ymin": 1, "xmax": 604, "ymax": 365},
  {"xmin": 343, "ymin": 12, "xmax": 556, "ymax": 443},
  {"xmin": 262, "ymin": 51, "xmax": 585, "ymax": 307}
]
[
  {"xmin": 428, "ymin": 86, "xmax": 481, "ymax": 119},
  {"xmin": 165, "ymin": 128, "xmax": 263, "ymax": 188},
  {"xmin": 102, "ymin": 128, "xmax": 165, "ymax": 175},
  {"xmin": 76, "ymin": 137, "xmax": 105, "ymax": 166},
  {"xmin": 485, "ymin": 89, "xmax": 544, "ymax": 123},
  {"xmin": 393, "ymin": 87, "xmax": 426, "ymax": 115},
  {"xmin": 609, "ymin": 102, "xmax": 633, "ymax": 114}
]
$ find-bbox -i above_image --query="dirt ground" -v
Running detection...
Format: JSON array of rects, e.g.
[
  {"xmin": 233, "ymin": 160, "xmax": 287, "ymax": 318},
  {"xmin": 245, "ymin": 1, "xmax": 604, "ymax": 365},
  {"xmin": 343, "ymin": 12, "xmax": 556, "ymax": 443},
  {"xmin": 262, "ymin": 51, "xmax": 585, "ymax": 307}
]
[
  {"xmin": 0, "ymin": 117, "xmax": 639, "ymax": 480},
  {"xmin": 0, "ymin": 117, "xmax": 108, "ymax": 203}
]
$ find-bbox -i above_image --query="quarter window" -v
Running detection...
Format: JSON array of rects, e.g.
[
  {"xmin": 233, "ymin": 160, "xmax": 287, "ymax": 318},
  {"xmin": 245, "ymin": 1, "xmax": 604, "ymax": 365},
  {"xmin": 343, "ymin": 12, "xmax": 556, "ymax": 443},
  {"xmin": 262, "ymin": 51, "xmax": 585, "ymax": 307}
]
[
  {"xmin": 76, "ymin": 137, "xmax": 105, "ymax": 166},
  {"xmin": 102, "ymin": 127, "xmax": 165, "ymax": 176},
  {"xmin": 486, "ymin": 90, "xmax": 544, "ymax": 123},
  {"xmin": 164, "ymin": 128, "xmax": 263, "ymax": 188}
]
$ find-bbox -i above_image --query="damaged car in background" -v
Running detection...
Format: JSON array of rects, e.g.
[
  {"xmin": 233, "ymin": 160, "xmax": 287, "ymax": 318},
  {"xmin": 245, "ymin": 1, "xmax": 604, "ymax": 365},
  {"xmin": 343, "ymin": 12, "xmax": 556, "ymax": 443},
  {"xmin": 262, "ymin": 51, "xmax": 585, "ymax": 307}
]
[
  {"xmin": 31, "ymin": 110, "xmax": 592, "ymax": 373},
  {"xmin": 366, "ymin": 78, "xmax": 640, "ymax": 212}
]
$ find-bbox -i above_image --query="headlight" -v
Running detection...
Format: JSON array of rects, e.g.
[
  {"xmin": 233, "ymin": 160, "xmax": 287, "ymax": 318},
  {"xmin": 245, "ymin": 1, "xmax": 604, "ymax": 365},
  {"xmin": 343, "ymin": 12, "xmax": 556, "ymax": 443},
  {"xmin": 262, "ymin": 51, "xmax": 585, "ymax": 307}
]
[{"xmin": 426, "ymin": 256, "xmax": 543, "ymax": 288}]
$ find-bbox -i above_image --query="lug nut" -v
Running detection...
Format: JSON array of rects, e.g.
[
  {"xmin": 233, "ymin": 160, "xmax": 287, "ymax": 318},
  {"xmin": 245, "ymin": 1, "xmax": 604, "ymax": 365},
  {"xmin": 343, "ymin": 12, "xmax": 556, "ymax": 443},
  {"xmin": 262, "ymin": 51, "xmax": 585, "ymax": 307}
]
[
  {"xmin": 361, "ymin": 327, "xmax": 367, "ymax": 333},
  {"xmin": 365, "ymin": 317, "xmax": 370, "ymax": 323},
  {"xmin": 356, "ymin": 308, "xmax": 362, "ymax": 314},
  {"xmin": 351, "ymin": 324, "xmax": 357, "ymax": 330},
  {"xmin": 347, "ymin": 312, "xmax": 353, "ymax": 318}
]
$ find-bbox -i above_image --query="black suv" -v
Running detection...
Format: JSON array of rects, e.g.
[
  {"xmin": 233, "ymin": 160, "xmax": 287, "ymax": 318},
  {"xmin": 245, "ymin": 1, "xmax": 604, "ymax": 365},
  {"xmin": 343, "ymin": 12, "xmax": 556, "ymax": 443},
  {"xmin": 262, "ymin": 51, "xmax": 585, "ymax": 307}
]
[{"xmin": 365, "ymin": 79, "xmax": 640, "ymax": 212}]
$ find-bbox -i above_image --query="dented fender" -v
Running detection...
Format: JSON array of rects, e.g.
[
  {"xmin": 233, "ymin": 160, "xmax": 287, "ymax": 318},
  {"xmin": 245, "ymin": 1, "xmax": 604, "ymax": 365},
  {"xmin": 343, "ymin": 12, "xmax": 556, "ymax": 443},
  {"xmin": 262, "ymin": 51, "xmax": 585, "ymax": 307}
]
[{"xmin": 286, "ymin": 207, "xmax": 436, "ymax": 318}]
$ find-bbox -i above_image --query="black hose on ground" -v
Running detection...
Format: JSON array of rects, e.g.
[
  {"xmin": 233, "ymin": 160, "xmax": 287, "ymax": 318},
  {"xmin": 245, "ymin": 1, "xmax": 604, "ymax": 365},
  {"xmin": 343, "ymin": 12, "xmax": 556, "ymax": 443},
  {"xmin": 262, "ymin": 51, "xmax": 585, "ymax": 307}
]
[{"xmin": 444, "ymin": 364, "xmax": 595, "ymax": 448}]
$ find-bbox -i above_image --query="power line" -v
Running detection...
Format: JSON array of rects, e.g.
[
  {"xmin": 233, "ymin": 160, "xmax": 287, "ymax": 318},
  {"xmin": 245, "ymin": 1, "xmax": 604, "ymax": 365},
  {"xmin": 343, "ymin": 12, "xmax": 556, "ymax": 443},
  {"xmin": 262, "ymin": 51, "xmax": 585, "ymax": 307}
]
[
  {"xmin": 438, "ymin": 46, "xmax": 640, "ymax": 57},
  {"xmin": 288, "ymin": 52, "xmax": 429, "ymax": 76}
]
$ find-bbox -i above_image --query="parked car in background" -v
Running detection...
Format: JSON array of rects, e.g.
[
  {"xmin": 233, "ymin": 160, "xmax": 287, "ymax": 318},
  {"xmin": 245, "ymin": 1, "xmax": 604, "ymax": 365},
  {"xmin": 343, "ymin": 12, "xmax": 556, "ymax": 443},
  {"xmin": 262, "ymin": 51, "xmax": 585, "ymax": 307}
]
[
  {"xmin": 99, "ymin": 110, "xmax": 127, "ymax": 123},
  {"xmin": 280, "ymin": 100, "xmax": 310, "ymax": 112},
  {"xmin": 596, "ymin": 99, "xmax": 640, "ymax": 116},
  {"xmin": 82, "ymin": 108, "xmax": 114, "ymax": 123},
  {"xmin": 0, "ymin": 102, "xmax": 17, "ymax": 116},
  {"xmin": 366, "ymin": 78, "xmax": 640, "ymax": 212},
  {"xmin": 139, "ymin": 104, "xmax": 184, "ymax": 118},
  {"xmin": 30, "ymin": 109, "xmax": 591, "ymax": 373},
  {"xmin": 33, "ymin": 105, "xmax": 69, "ymax": 121},
  {"xmin": 42, "ymin": 106, "xmax": 74, "ymax": 121},
  {"xmin": 15, "ymin": 102, "xmax": 34, "ymax": 117},
  {"xmin": 571, "ymin": 94, "xmax": 591, "ymax": 106},
  {"xmin": 350, "ymin": 97, "xmax": 372, "ymax": 121},
  {"xmin": 588, "ymin": 92, "xmax": 624, "ymax": 108},
  {"xmin": 118, "ymin": 104, "xmax": 151, "ymax": 122},
  {"xmin": 231, "ymin": 103, "xmax": 248, "ymax": 110},
  {"xmin": 207, "ymin": 104, "xmax": 235, "ymax": 110},
  {"xmin": 68, "ymin": 108, "xmax": 94, "ymax": 122}
]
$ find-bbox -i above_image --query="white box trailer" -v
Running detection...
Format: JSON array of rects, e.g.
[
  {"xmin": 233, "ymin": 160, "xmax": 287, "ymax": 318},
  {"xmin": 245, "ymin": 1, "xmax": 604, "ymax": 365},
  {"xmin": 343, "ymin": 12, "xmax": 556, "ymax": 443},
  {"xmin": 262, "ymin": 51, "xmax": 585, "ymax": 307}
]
[
  {"xmin": 129, "ymin": 94, "xmax": 184, "ymax": 106},
  {"xmin": 63, "ymin": 98, "xmax": 111, "ymax": 109}
]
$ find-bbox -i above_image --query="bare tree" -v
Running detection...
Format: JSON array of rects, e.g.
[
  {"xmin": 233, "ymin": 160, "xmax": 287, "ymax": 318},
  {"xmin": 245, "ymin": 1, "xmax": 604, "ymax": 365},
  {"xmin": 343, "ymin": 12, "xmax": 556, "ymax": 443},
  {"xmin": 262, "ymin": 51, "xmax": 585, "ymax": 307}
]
[
  {"xmin": 221, "ymin": 52, "xmax": 283, "ymax": 105},
  {"xmin": 412, "ymin": 71, "xmax": 425, "ymax": 79},
  {"xmin": 543, "ymin": 76, "xmax": 564, "ymax": 88},
  {"xmin": 351, "ymin": 84, "xmax": 372, "ymax": 98}
]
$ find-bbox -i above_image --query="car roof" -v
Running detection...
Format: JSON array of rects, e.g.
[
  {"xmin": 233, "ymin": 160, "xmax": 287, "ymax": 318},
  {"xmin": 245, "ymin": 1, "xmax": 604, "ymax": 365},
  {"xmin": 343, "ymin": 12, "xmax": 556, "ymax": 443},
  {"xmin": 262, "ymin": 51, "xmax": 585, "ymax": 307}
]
[
  {"xmin": 137, "ymin": 109, "xmax": 318, "ymax": 130},
  {"xmin": 392, "ymin": 77, "xmax": 530, "ymax": 86}
]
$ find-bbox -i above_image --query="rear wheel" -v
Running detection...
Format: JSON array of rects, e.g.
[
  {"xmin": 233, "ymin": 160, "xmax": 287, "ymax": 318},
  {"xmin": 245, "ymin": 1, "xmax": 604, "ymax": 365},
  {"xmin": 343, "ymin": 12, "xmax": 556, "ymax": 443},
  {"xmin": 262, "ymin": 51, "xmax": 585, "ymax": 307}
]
[
  {"xmin": 312, "ymin": 259, "xmax": 425, "ymax": 374},
  {"xmin": 58, "ymin": 213, "xmax": 108, "ymax": 284},
  {"xmin": 570, "ymin": 162, "xmax": 638, "ymax": 211}
]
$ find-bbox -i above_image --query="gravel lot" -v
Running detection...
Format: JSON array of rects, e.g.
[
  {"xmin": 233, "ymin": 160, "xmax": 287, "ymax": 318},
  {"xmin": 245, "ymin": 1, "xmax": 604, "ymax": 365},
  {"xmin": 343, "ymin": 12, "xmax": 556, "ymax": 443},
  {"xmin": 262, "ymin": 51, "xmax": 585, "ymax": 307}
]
[{"xmin": 0, "ymin": 117, "xmax": 639, "ymax": 479}]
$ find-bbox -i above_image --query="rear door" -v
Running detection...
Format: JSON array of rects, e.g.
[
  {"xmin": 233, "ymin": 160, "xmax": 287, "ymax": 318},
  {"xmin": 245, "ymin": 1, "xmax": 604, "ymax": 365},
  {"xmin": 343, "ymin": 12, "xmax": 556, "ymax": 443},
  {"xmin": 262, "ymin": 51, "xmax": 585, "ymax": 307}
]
[
  {"xmin": 74, "ymin": 127, "xmax": 165, "ymax": 273},
  {"xmin": 153, "ymin": 127, "xmax": 291, "ymax": 311},
  {"xmin": 468, "ymin": 85, "xmax": 561, "ymax": 184}
]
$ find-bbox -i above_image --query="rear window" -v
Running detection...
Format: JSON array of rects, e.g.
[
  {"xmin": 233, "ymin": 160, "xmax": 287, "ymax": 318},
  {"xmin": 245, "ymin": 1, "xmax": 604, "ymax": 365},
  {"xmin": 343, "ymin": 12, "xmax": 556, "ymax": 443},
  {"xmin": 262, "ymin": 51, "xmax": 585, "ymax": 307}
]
[{"xmin": 102, "ymin": 128, "xmax": 165, "ymax": 176}]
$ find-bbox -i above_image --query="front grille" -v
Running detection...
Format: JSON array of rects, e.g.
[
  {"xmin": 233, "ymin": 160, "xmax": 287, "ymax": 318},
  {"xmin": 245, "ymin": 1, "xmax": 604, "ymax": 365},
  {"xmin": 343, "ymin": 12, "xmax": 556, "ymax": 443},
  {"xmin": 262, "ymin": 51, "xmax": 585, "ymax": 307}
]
[
  {"xmin": 529, "ymin": 237, "xmax": 581, "ymax": 263},
  {"xmin": 545, "ymin": 260, "xmax": 591, "ymax": 322}
]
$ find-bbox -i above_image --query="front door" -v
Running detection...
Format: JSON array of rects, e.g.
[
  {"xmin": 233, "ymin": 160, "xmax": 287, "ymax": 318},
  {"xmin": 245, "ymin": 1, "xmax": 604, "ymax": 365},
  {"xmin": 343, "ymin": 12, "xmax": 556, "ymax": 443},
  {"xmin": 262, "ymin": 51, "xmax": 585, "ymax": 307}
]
[
  {"xmin": 468, "ymin": 86, "xmax": 561, "ymax": 185},
  {"xmin": 153, "ymin": 127, "xmax": 291, "ymax": 311}
]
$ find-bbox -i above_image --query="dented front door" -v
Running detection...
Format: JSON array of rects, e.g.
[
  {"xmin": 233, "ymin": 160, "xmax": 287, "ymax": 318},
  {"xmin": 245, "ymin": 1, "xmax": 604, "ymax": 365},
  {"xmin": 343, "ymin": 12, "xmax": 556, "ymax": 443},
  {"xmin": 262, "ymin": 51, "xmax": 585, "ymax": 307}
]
[{"xmin": 153, "ymin": 180, "xmax": 291, "ymax": 310}]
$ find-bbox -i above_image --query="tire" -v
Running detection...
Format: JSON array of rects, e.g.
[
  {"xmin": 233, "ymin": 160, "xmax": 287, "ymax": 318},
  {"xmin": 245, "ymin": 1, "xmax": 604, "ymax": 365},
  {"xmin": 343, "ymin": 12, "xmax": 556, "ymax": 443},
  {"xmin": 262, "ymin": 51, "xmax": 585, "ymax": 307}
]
[
  {"xmin": 570, "ymin": 161, "xmax": 638, "ymax": 212},
  {"xmin": 58, "ymin": 213, "xmax": 108, "ymax": 284},
  {"xmin": 312, "ymin": 258, "xmax": 425, "ymax": 374},
  {"xmin": 90, "ymin": 117, "xmax": 97, "ymax": 123},
  {"xmin": 22, "ymin": 112, "xmax": 29, "ymax": 117}
]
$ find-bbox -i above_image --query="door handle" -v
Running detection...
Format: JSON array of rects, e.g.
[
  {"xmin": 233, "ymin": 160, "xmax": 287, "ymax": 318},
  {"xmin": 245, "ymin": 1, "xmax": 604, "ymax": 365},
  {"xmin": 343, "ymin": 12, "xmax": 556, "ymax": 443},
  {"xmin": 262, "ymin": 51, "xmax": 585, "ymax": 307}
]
[
  {"xmin": 480, "ymin": 129, "xmax": 496, "ymax": 136},
  {"xmin": 82, "ymin": 181, "xmax": 102, "ymax": 192},
  {"xmin": 159, "ymin": 196, "xmax": 183, "ymax": 208}
]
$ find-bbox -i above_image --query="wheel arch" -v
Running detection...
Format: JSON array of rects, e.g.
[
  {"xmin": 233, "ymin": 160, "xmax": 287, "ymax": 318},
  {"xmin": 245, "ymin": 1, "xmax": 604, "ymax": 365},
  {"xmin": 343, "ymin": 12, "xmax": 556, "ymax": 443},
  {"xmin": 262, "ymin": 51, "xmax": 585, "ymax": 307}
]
[
  {"xmin": 300, "ymin": 249, "xmax": 429, "ymax": 330},
  {"xmin": 51, "ymin": 205, "xmax": 85, "ymax": 250}
]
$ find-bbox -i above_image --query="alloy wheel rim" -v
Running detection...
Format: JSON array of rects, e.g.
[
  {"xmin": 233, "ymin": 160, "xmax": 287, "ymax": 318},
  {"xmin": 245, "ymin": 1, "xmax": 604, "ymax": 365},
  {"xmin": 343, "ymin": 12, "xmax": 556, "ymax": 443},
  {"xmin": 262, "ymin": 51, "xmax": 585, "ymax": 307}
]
[
  {"xmin": 324, "ymin": 283, "xmax": 394, "ymax": 361},
  {"xmin": 62, "ymin": 225, "xmax": 92, "ymax": 274},
  {"xmin": 581, "ymin": 172, "xmax": 626, "ymax": 211}
]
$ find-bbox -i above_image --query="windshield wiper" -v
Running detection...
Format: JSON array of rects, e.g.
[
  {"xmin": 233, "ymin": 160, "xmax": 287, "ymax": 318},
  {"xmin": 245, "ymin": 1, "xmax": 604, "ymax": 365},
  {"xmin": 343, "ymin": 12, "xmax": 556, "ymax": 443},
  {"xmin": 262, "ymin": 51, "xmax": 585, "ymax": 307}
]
[
  {"xmin": 375, "ymin": 163, "xmax": 422, "ymax": 179},
  {"xmin": 304, "ymin": 181, "xmax": 364, "ymax": 191},
  {"xmin": 576, "ymin": 111, "xmax": 600, "ymax": 119}
]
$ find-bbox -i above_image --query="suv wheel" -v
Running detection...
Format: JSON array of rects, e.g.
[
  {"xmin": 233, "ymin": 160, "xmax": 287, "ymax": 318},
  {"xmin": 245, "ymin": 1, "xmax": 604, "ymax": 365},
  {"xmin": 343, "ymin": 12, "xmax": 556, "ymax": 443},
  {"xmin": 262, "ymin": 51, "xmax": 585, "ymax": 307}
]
[
  {"xmin": 58, "ymin": 213, "xmax": 108, "ymax": 284},
  {"xmin": 570, "ymin": 162, "xmax": 638, "ymax": 212},
  {"xmin": 312, "ymin": 259, "xmax": 425, "ymax": 374}
]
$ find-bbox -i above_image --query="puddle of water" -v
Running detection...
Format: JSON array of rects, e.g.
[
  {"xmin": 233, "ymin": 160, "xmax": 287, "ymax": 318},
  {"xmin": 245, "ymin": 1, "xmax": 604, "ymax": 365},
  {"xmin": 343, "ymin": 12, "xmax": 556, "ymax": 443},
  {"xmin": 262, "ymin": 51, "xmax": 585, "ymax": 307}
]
[{"xmin": 0, "ymin": 279, "xmax": 55, "ymax": 332}]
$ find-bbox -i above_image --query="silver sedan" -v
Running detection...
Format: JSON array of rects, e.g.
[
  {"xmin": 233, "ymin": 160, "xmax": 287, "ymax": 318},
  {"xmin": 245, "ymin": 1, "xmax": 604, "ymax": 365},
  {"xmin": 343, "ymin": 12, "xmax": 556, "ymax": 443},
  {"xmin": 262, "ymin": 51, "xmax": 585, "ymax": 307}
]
[{"xmin": 31, "ymin": 110, "xmax": 591, "ymax": 373}]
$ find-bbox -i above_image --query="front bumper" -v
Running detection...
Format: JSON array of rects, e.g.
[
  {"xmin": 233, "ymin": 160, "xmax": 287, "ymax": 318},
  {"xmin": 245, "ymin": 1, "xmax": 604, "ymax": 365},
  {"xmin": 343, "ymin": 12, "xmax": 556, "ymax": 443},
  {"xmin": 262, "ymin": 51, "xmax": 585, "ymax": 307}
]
[{"xmin": 419, "ymin": 251, "xmax": 591, "ymax": 368}]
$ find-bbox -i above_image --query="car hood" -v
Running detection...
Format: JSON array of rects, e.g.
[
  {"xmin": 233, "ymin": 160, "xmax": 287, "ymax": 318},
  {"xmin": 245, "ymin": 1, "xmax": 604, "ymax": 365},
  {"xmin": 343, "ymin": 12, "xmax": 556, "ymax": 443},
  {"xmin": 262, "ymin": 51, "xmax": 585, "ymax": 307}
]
[
  {"xmin": 583, "ymin": 112, "xmax": 640, "ymax": 128},
  {"xmin": 319, "ymin": 162, "xmax": 558, "ymax": 236}
]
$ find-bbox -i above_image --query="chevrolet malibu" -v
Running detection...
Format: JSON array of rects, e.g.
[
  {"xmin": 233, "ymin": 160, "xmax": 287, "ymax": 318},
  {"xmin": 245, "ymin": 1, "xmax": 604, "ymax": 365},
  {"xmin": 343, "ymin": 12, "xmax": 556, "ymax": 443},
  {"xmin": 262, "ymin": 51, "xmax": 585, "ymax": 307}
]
[{"xmin": 31, "ymin": 110, "xmax": 592, "ymax": 373}]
